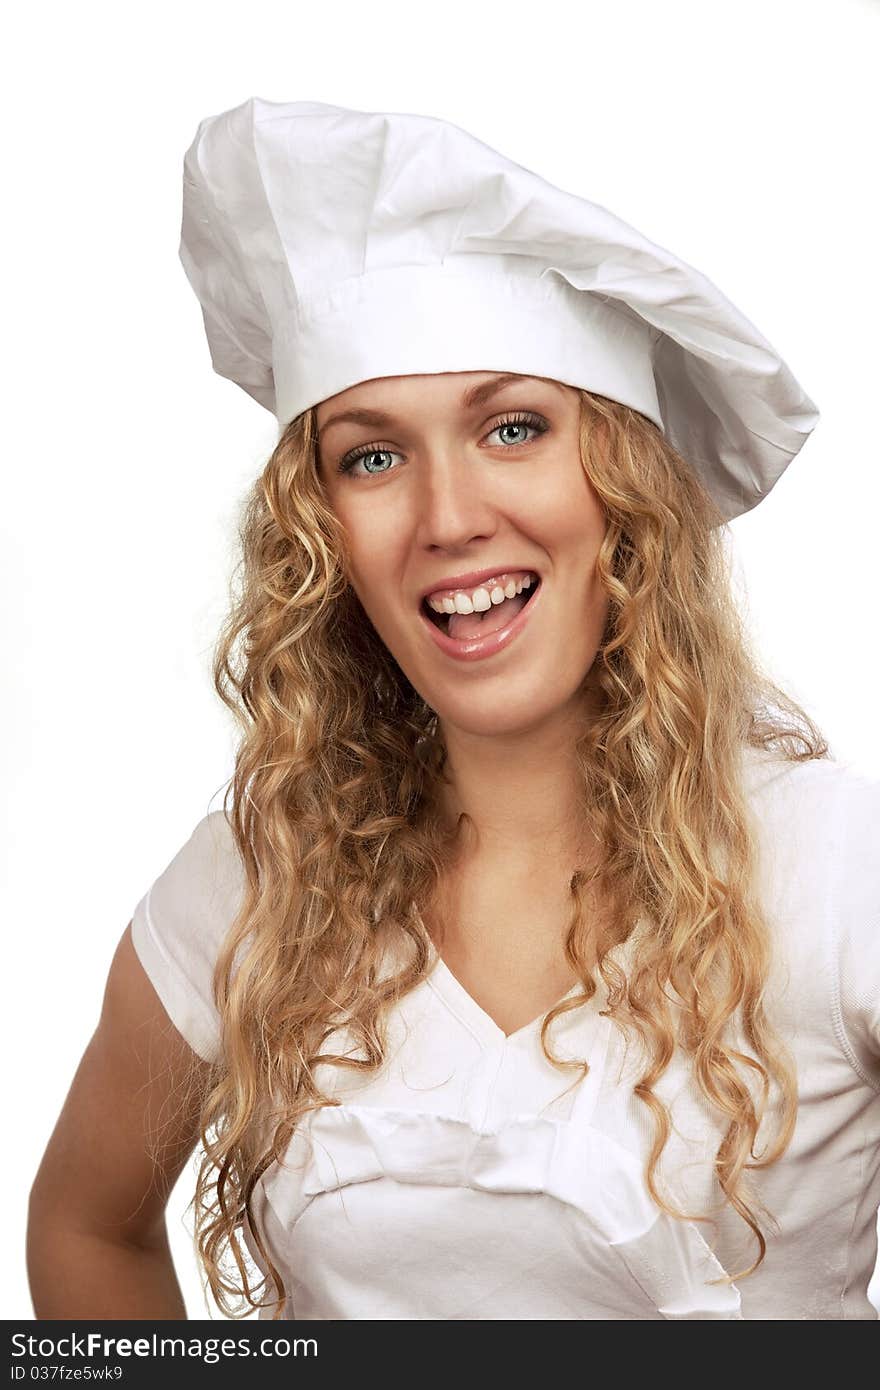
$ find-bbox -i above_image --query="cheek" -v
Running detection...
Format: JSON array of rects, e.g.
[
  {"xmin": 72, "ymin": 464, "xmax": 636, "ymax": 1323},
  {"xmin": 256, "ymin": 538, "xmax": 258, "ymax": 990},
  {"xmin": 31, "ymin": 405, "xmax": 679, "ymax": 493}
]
[
  {"xmin": 520, "ymin": 471, "xmax": 606, "ymax": 553},
  {"xmin": 336, "ymin": 509, "xmax": 403, "ymax": 612},
  {"xmin": 333, "ymin": 498, "xmax": 391, "ymax": 567}
]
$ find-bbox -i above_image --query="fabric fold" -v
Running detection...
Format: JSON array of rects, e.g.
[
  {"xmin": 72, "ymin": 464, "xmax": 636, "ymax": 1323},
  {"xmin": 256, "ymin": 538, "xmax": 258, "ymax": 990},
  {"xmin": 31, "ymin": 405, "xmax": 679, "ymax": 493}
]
[{"xmin": 246, "ymin": 1100, "xmax": 742, "ymax": 1320}]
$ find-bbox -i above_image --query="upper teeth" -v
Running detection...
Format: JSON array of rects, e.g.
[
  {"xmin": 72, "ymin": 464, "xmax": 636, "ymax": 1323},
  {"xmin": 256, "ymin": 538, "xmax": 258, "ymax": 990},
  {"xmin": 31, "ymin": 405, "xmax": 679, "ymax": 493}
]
[{"xmin": 426, "ymin": 571, "xmax": 537, "ymax": 615}]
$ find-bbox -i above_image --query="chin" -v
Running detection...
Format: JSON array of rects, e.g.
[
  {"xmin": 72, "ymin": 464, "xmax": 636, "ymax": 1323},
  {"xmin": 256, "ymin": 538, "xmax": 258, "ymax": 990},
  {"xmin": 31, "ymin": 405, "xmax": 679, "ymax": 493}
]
[{"xmin": 434, "ymin": 688, "xmax": 568, "ymax": 739}]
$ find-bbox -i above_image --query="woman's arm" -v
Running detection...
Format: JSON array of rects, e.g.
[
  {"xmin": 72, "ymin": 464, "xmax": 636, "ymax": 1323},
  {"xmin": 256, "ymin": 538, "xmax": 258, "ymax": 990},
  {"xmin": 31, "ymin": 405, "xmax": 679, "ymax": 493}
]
[{"xmin": 27, "ymin": 922, "xmax": 215, "ymax": 1319}]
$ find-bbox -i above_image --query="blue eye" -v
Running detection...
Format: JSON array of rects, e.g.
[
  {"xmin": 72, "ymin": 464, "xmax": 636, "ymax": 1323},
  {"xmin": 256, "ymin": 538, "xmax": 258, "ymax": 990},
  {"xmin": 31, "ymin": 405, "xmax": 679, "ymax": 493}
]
[
  {"xmin": 486, "ymin": 415, "xmax": 548, "ymax": 449},
  {"xmin": 336, "ymin": 411, "xmax": 549, "ymax": 478}
]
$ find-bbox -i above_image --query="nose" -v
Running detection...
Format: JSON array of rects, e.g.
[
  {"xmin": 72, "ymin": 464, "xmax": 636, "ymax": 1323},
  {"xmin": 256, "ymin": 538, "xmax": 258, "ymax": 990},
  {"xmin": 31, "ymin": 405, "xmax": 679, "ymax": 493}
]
[{"xmin": 414, "ymin": 446, "xmax": 499, "ymax": 551}]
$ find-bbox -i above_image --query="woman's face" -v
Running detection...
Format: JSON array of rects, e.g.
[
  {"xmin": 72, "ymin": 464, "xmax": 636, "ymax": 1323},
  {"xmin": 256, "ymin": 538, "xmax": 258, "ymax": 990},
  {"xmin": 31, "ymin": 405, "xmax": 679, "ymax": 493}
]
[{"xmin": 315, "ymin": 371, "xmax": 609, "ymax": 738}]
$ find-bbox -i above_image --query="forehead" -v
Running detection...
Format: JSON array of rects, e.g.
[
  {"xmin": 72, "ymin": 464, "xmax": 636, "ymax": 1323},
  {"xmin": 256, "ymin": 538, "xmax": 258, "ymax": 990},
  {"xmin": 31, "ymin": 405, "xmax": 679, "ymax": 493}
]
[{"xmin": 315, "ymin": 372, "xmax": 569, "ymax": 436}]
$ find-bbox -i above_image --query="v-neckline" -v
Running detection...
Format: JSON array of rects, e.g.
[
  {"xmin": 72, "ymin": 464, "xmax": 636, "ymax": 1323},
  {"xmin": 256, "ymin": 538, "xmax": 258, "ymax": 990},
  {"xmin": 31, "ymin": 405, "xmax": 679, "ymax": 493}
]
[{"xmin": 425, "ymin": 938, "xmax": 586, "ymax": 1046}]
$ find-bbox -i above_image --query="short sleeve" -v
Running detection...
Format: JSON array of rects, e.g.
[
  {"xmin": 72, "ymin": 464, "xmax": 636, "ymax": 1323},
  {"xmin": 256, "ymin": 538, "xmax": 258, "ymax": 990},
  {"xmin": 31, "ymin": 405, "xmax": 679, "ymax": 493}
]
[
  {"xmin": 830, "ymin": 765, "xmax": 880, "ymax": 1091},
  {"xmin": 130, "ymin": 810, "xmax": 245, "ymax": 1064}
]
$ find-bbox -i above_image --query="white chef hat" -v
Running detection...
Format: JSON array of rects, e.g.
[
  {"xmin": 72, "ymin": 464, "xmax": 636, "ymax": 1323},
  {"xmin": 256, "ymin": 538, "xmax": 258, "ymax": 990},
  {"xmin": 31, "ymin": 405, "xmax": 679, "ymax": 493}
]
[{"xmin": 179, "ymin": 96, "xmax": 819, "ymax": 523}]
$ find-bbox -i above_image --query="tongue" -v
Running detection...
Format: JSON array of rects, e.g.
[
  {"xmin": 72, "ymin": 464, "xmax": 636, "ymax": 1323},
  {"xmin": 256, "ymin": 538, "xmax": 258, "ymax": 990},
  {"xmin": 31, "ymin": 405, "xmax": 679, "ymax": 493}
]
[{"xmin": 447, "ymin": 591, "xmax": 528, "ymax": 641}]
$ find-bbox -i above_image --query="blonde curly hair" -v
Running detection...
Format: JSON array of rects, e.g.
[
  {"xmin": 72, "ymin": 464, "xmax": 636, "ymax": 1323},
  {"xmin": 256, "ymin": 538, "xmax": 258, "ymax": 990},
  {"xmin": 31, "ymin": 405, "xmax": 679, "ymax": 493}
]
[{"xmin": 176, "ymin": 388, "xmax": 827, "ymax": 1318}]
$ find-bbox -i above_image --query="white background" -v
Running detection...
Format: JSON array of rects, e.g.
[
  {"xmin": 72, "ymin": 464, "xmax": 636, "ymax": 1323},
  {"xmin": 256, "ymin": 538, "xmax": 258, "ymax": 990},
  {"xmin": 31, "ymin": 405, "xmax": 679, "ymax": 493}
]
[{"xmin": 3, "ymin": 0, "xmax": 878, "ymax": 1320}]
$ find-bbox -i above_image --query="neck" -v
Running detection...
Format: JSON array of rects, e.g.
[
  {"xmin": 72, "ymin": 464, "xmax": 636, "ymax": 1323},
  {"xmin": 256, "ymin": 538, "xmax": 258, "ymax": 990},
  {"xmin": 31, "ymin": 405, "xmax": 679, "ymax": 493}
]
[{"xmin": 435, "ymin": 694, "xmax": 600, "ymax": 874}]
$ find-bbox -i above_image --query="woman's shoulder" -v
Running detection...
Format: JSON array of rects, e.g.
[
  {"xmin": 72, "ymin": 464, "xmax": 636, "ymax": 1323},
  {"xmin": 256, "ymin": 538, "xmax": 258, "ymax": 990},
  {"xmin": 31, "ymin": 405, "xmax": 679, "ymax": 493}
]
[
  {"xmin": 740, "ymin": 741, "xmax": 880, "ymax": 826},
  {"xmin": 144, "ymin": 808, "xmax": 244, "ymax": 913},
  {"xmin": 739, "ymin": 743, "xmax": 880, "ymax": 1089},
  {"xmin": 738, "ymin": 741, "xmax": 878, "ymax": 903},
  {"xmin": 129, "ymin": 808, "xmax": 245, "ymax": 1063}
]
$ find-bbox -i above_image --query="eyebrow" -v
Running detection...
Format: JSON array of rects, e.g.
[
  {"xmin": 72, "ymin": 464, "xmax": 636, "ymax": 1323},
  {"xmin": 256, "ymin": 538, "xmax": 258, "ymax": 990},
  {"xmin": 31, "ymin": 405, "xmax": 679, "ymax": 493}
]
[{"xmin": 317, "ymin": 374, "xmax": 564, "ymax": 439}]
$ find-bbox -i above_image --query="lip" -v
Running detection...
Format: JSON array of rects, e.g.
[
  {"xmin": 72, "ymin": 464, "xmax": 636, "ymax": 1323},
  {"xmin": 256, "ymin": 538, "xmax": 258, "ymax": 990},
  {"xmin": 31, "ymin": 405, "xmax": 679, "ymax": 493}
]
[
  {"xmin": 418, "ymin": 565, "xmax": 540, "ymax": 603},
  {"xmin": 417, "ymin": 575, "xmax": 543, "ymax": 663}
]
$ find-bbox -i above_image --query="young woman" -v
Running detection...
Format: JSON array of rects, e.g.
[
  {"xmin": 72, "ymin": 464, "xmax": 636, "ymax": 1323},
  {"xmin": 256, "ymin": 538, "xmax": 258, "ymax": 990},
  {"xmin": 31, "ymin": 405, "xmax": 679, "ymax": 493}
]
[{"xmin": 27, "ymin": 98, "xmax": 880, "ymax": 1321}]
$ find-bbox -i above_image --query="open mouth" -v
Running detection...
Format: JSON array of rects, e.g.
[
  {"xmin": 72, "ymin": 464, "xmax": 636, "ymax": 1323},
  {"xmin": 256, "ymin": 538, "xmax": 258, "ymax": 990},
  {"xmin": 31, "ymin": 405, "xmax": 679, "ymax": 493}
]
[{"xmin": 421, "ymin": 575, "xmax": 542, "ymax": 637}]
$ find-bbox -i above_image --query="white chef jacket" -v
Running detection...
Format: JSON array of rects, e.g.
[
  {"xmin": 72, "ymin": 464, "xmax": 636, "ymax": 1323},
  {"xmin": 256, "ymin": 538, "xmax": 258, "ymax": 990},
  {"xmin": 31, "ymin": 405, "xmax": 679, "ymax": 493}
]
[{"xmin": 131, "ymin": 745, "xmax": 880, "ymax": 1319}]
